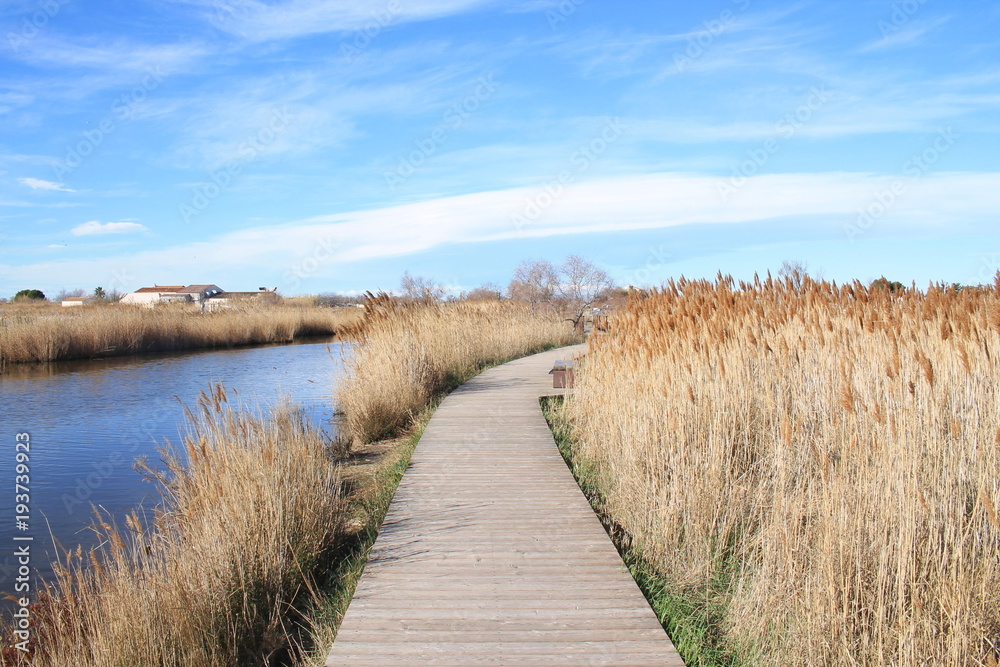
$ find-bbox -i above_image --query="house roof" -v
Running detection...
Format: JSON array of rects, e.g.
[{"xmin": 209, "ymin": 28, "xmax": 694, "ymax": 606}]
[
  {"xmin": 62, "ymin": 296, "xmax": 93, "ymax": 302},
  {"xmin": 177, "ymin": 284, "xmax": 219, "ymax": 293},
  {"xmin": 134, "ymin": 285, "xmax": 185, "ymax": 293}
]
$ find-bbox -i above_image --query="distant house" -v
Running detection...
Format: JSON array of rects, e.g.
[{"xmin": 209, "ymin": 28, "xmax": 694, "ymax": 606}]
[
  {"xmin": 120, "ymin": 284, "xmax": 282, "ymax": 310},
  {"xmin": 205, "ymin": 288, "xmax": 279, "ymax": 310},
  {"xmin": 120, "ymin": 285, "xmax": 186, "ymax": 306},
  {"xmin": 120, "ymin": 284, "xmax": 222, "ymax": 307},
  {"xmin": 61, "ymin": 296, "xmax": 97, "ymax": 307},
  {"xmin": 176, "ymin": 284, "xmax": 223, "ymax": 304}
]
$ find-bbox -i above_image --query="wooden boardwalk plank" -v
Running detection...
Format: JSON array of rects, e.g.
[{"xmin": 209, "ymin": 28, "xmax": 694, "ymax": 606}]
[{"xmin": 325, "ymin": 345, "xmax": 684, "ymax": 665}]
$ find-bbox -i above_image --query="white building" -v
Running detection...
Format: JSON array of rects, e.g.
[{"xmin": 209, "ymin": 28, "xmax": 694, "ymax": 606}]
[
  {"xmin": 61, "ymin": 296, "xmax": 97, "ymax": 307},
  {"xmin": 205, "ymin": 288, "xmax": 278, "ymax": 310},
  {"xmin": 120, "ymin": 284, "xmax": 222, "ymax": 307},
  {"xmin": 176, "ymin": 284, "xmax": 223, "ymax": 304},
  {"xmin": 120, "ymin": 285, "xmax": 187, "ymax": 306}
]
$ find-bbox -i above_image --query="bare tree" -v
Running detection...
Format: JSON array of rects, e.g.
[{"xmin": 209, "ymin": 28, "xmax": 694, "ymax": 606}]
[
  {"xmin": 316, "ymin": 292, "xmax": 363, "ymax": 307},
  {"xmin": 399, "ymin": 271, "xmax": 446, "ymax": 302},
  {"xmin": 53, "ymin": 288, "xmax": 86, "ymax": 302},
  {"xmin": 507, "ymin": 259, "xmax": 559, "ymax": 310},
  {"xmin": 778, "ymin": 260, "xmax": 808, "ymax": 290},
  {"xmin": 559, "ymin": 254, "xmax": 616, "ymax": 330},
  {"xmin": 507, "ymin": 256, "xmax": 616, "ymax": 329}
]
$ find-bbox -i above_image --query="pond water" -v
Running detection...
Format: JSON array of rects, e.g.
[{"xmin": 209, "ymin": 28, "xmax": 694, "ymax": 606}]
[{"xmin": 0, "ymin": 339, "xmax": 348, "ymax": 607}]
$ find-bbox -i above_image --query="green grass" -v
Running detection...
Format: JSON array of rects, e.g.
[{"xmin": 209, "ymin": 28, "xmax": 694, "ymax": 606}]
[{"xmin": 540, "ymin": 395, "xmax": 755, "ymax": 667}]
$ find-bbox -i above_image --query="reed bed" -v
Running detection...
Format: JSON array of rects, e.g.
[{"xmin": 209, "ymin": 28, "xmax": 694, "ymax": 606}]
[
  {"xmin": 0, "ymin": 302, "xmax": 361, "ymax": 369},
  {"xmin": 8, "ymin": 387, "xmax": 344, "ymax": 667},
  {"xmin": 336, "ymin": 295, "xmax": 579, "ymax": 446},
  {"xmin": 563, "ymin": 275, "xmax": 1000, "ymax": 666},
  {"xmin": 3, "ymin": 297, "xmax": 575, "ymax": 665}
]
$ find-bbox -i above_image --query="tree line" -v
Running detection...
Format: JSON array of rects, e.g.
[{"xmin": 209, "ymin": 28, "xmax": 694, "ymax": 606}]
[
  {"xmin": 5, "ymin": 286, "xmax": 123, "ymax": 303},
  {"xmin": 395, "ymin": 255, "xmax": 619, "ymax": 330}
]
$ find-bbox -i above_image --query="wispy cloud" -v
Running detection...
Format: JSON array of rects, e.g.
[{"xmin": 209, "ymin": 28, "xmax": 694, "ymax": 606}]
[
  {"xmin": 0, "ymin": 36, "xmax": 208, "ymax": 115},
  {"xmin": 2, "ymin": 1, "xmax": 997, "ymax": 295},
  {"xmin": 9, "ymin": 171, "xmax": 999, "ymax": 289},
  {"xmin": 18, "ymin": 177, "xmax": 75, "ymax": 192},
  {"xmin": 0, "ymin": 90, "xmax": 35, "ymax": 114},
  {"xmin": 10, "ymin": 35, "xmax": 209, "ymax": 75},
  {"xmin": 158, "ymin": 60, "xmax": 491, "ymax": 169},
  {"xmin": 505, "ymin": 1, "xmax": 563, "ymax": 13},
  {"xmin": 858, "ymin": 17, "xmax": 950, "ymax": 53},
  {"xmin": 71, "ymin": 221, "xmax": 148, "ymax": 236},
  {"xmin": 186, "ymin": 0, "xmax": 498, "ymax": 43}
]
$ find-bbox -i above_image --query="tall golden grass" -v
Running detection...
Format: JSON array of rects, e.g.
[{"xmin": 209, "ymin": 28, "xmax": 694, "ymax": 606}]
[
  {"xmin": 564, "ymin": 275, "xmax": 1000, "ymax": 666},
  {"xmin": 3, "ymin": 298, "xmax": 577, "ymax": 666},
  {"xmin": 336, "ymin": 295, "xmax": 579, "ymax": 446},
  {"xmin": 7, "ymin": 387, "xmax": 344, "ymax": 667},
  {"xmin": 0, "ymin": 301, "xmax": 361, "ymax": 369}
]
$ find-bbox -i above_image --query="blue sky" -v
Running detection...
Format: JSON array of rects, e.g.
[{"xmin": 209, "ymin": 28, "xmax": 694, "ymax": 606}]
[{"xmin": 1, "ymin": 0, "xmax": 998, "ymax": 297}]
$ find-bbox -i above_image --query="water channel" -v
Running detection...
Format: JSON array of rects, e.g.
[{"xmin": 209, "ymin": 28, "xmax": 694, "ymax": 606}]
[{"xmin": 0, "ymin": 339, "xmax": 347, "ymax": 605}]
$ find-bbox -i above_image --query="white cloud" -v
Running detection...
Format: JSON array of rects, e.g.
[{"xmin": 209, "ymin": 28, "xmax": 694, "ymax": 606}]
[
  {"xmin": 18, "ymin": 177, "xmax": 75, "ymax": 192},
  {"xmin": 505, "ymin": 1, "xmax": 563, "ymax": 13},
  {"xmin": 159, "ymin": 61, "xmax": 484, "ymax": 169},
  {"xmin": 12, "ymin": 36, "xmax": 208, "ymax": 75},
  {"xmin": 858, "ymin": 17, "xmax": 950, "ymax": 53},
  {"xmin": 194, "ymin": 0, "xmax": 498, "ymax": 43},
  {"xmin": 71, "ymin": 221, "xmax": 148, "ymax": 236},
  {"xmin": 7, "ymin": 171, "xmax": 999, "ymax": 292}
]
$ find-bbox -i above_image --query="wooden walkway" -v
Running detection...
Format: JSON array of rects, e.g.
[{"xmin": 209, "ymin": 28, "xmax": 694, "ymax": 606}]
[{"xmin": 325, "ymin": 345, "xmax": 683, "ymax": 665}]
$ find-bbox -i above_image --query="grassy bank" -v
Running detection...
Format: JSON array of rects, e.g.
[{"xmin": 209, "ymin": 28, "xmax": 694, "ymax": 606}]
[
  {"xmin": 2, "ymin": 298, "xmax": 577, "ymax": 666},
  {"xmin": 561, "ymin": 277, "xmax": 1000, "ymax": 666},
  {"xmin": 542, "ymin": 396, "xmax": 745, "ymax": 667},
  {"xmin": 0, "ymin": 301, "xmax": 361, "ymax": 370},
  {"xmin": 336, "ymin": 294, "xmax": 580, "ymax": 446},
  {"xmin": 296, "ymin": 409, "xmax": 429, "ymax": 666},
  {"xmin": 5, "ymin": 387, "xmax": 345, "ymax": 667}
]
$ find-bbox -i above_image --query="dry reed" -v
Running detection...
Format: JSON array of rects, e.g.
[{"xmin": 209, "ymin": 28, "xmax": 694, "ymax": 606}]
[
  {"xmin": 564, "ymin": 274, "xmax": 1000, "ymax": 666},
  {"xmin": 9, "ymin": 387, "xmax": 344, "ymax": 667},
  {"xmin": 0, "ymin": 302, "xmax": 361, "ymax": 370},
  {"xmin": 336, "ymin": 295, "xmax": 579, "ymax": 445},
  {"xmin": 2, "ymin": 296, "xmax": 575, "ymax": 665}
]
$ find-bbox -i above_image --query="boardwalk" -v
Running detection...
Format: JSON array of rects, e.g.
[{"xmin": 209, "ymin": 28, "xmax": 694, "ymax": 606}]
[{"xmin": 325, "ymin": 345, "xmax": 683, "ymax": 665}]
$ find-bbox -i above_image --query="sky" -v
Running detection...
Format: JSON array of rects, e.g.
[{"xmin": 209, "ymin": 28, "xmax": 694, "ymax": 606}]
[{"xmin": 1, "ymin": 0, "xmax": 998, "ymax": 297}]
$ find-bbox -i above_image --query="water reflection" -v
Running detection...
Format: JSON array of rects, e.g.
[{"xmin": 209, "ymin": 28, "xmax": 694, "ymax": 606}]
[{"xmin": 0, "ymin": 339, "xmax": 348, "ymax": 600}]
